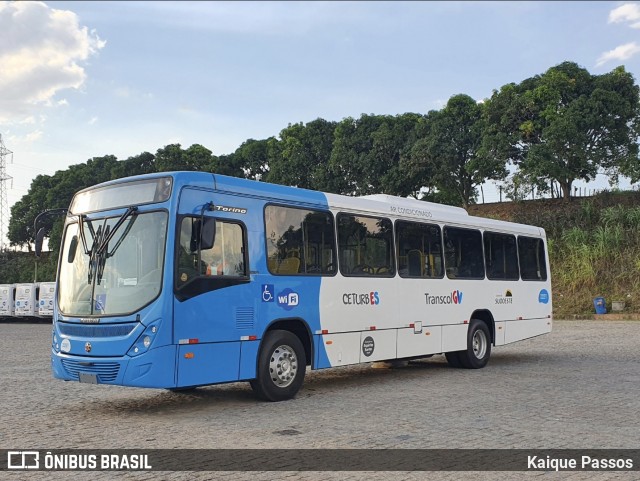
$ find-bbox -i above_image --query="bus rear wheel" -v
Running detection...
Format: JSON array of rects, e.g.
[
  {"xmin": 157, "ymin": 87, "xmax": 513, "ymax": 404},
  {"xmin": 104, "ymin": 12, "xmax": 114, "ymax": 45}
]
[
  {"xmin": 250, "ymin": 330, "xmax": 306, "ymax": 402},
  {"xmin": 446, "ymin": 319, "xmax": 491, "ymax": 369}
]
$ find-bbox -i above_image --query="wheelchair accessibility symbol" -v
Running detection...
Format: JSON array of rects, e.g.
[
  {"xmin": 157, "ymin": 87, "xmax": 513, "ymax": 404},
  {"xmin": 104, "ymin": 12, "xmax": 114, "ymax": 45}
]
[{"xmin": 262, "ymin": 284, "xmax": 274, "ymax": 302}]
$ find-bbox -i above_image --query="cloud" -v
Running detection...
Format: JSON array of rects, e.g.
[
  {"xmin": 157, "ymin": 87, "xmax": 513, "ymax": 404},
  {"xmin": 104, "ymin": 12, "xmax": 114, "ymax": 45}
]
[
  {"xmin": 6, "ymin": 129, "xmax": 43, "ymax": 144},
  {"xmin": 88, "ymin": 117, "xmax": 98, "ymax": 125},
  {"xmin": 24, "ymin": 130, "xmax": 43, "ymax": 142},
  {"xmin": 0, "ymin": 1, "xmax": 105, "ymax": 123},
  {"xmin": 609, "ymin": 3, "xmax": 640, "ymax": 28},
  {"xmin": 596, "ymin": 41, "xmax": 640, "ymax": 66}
]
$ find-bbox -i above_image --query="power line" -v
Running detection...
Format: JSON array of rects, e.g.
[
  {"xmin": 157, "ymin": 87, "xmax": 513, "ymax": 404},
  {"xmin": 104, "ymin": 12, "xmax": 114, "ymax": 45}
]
[
  {"xmin": 0, "ymin": 134, "xmax": 14, "ymax": 253},
  {"xmin": 8, "ymin": 162, "xmax": 54, "ymax": 175}
]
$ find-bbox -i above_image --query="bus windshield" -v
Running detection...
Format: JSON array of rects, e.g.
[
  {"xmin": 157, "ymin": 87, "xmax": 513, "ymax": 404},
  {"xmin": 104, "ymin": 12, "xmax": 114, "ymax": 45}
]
[{"xmin": 58, "ymin": 211, "xmax": 168, "ymax": 316}]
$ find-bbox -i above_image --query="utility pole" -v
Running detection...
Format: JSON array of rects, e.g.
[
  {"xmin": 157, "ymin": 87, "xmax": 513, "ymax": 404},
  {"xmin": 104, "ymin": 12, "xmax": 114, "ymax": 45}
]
[{"xmin": 0, "ymin": 134, "xmax": 13, "ymax": 256}]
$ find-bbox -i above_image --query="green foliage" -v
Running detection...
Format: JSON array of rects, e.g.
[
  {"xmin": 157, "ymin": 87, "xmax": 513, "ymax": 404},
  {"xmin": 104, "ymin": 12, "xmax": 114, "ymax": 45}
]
[
  {"xmin": 329, "ymin": 113, "xmax": 424, "ymax": 196},
  {"xmin": 0, "ymin": 252, "xmax": 57, "ymax": 284},
  {"xmin": 562, "ymin": 227, "xmax": 589, "ymax": 247},
  {"xmin": 409, "ymin": 95, "xmax": 507, "ymax": 207},
  {"xmin": 268, "ymin": 119, "xmax": 339, "ymax": 191},
  {"xmin": 486, "ymin": 62, "xmax": 640, "ymax": 199},
  {"xmin": 217, "ymin": 138, "xmax": 274, "ymax": 180}
]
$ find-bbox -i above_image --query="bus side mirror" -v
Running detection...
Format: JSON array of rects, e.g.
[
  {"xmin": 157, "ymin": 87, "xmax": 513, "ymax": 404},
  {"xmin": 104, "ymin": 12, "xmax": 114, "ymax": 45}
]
[
  {"xmin": 190, "ymin": 218, "xmax": 216, "ymax": 252},
  {"xmin": 35, "ymin": 227, "xmax": 46, "ymax": 258},
  {"xmin": 200, "ymin": 217, "xmax": 216, "ymax": 251},
  {"xmin": 68, "ymin": 236, "xmax": 79, "ymax": 263}
]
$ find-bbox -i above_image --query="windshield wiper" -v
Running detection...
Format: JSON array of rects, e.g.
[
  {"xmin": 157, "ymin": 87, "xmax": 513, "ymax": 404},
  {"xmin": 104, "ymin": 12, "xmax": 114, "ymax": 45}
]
[
  {"xmin": 95, "ymin": 206, "xmax": 138, "ymax": 285},
  {"xmin": 88, "ymin": 224, "xmax": 103, "ymax": 285},
  {"xmin": 77, "ymin": 215, "xmax": 98, "ymax": 285},
  {"xmin": 98, "ymin": 206, "xmax": 138, "ymax": 258},
  {"xmin": 78, "ymin": 214, "xmax": 95, "ymax": 257},
  {"xmin": 81, "ymin": 206, "xmax": 138, "ymax": 286}
]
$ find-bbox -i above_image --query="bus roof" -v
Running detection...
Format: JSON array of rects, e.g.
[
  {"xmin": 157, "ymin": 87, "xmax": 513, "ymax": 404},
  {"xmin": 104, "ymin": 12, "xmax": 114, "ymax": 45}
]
[{"xmin": 85, "ymin": 171, "xmax": 544, "ymax": 238}]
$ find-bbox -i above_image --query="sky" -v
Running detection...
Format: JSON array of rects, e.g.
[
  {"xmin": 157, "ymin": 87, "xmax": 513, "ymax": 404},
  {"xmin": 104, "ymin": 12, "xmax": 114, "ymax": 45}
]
[{"xmin": 2, "ymin": 0, "xmax": 640, "ymax": 245}]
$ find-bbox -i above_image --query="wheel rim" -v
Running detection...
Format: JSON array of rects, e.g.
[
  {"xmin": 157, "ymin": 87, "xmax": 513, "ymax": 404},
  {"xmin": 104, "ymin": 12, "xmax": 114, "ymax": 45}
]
[
  {"xmin": 472, "ymin": 329, "xmax": 488, "ymax": 359},
  {"xmin": 269, "ymin": 344, "xmax": 298, "ymax": 388}
]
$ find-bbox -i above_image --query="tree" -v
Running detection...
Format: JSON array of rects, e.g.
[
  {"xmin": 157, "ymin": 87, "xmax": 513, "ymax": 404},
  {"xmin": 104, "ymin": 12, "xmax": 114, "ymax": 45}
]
[
  {"xmin": 409, "ymin": 95, "xmax": 506, "ymax": 207},
  {"xmin": 111, "ymin": 152, "xmax": 155, "ymax": 179},
  {"xmin": 267, "ymin": 119, "xmax": 338, "ymax": 191},
  {"xmin": 486, "ymin": 62, "xmax": 640, "ymax": 199},
  {"xmin": 330, "ymin": 113, "xmax": 423, "ymax": 196},
  {"xmin": 218, "ymin": 138, "xmax": 275, "ymax": 180},
  {"xmin": 154, "ymin": 144, "xmax": 214, "ymax": 172}
]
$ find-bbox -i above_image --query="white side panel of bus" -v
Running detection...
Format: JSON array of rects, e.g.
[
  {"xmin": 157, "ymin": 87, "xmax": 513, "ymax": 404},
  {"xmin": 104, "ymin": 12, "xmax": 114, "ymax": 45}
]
[
  {"xmin": 359, "ymin": 330, "xmax": 396, "ymax": 363},
  {"xmin": 504, "ymin": 318, "xmax": 551, "ymax": 344},
  {"xmin": 396, "ymin": 325, "xmax": 442, "ymax": 358},
  {"xmin": 321, "ymin": 332, "xmax": 362, "ymax": 366},
  {"xmin": 441, "ymin": 324, "xmax": 468, "ymax": 352},
  {"xmin": 494, "ymin": 321, "xmax": 506, "ymax": 346},
  {"xmin": 319, "ymin": 277, "xmax": 398, "ymax": 332}
]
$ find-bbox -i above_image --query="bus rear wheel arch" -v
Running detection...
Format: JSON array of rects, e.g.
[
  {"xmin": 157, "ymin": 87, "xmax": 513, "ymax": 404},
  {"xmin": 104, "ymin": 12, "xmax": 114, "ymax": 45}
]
[
  {"xmin": 250, "ymin": 329, "xmax": 306, "ymax": 402},
  {"xmin": 446, "ymin": 319, "xmax": 491, "ymax": 369}
]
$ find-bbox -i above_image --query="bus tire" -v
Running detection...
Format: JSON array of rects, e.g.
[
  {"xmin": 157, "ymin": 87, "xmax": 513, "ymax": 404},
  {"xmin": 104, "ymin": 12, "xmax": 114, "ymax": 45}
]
[
  {"xmin": 250, "ymin": 329, "xmax": 305, "ymax": 402},
  {"xmin": 458, "ymin": 319, "xmax": 491, "ymax": 369}
]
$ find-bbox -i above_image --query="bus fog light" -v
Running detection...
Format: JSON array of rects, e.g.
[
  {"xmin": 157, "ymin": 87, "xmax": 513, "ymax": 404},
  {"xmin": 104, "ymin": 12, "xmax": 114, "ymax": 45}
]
[{"xmin": 143, "ymin": 336, "xmax": 151, "ymax": 348}]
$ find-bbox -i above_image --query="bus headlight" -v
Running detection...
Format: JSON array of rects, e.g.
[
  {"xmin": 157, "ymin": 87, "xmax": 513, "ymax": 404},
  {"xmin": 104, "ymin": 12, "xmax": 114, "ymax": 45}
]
[{"xmin": 128, "ymin": 320, "xmax": 161, "ymax": 357}]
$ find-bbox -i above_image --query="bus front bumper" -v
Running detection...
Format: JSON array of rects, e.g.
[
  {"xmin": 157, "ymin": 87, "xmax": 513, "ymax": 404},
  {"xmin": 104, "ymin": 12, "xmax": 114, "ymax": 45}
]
[{"xmin": 51, "ymin": 345, "xmax": 177, "ymax": 389}]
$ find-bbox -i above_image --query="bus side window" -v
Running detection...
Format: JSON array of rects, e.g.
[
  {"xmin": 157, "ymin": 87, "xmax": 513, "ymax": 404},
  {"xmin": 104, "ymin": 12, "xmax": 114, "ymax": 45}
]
[
  {"xmin": 484, "ymin": 232, "xmax": 519, "ymax": 281},
  {"xmin": 518, "ymin": 236, "xmax": 547, "ymax": 281},
  {"xmin": 265, "ymin": 205, "xmax": 336, "ymax": 276},
  {"xmin": 201, "ymin": 222, "xmax": 246, "ymax": 277},
  {"xmin": 337, "ymin": 214, "xmax": 395, "ymax": 277},
  {"xmin": 396, "ymin": 220, "xmax": 443, "ymax": 279},
  {"xmin": 444, "ymin": 227, "xmax": 484, "ymax": 280},
  {"xmin": 177, "ymin": 217, "xmax": 247, "ymax": 287}
]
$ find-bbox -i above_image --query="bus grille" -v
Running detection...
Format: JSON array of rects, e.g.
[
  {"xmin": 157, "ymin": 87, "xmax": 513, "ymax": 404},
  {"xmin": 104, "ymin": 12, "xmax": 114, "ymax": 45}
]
[
  {"xmin": 58, "ymin": 322, "xmax": 137, "ymax": 338},
  {"xmin": 61, "ymin": 359, "xmax": 120, "ymax": 382},
  {"xmin": 235, "ymin": 307, "xmax": 255, "ymax": 329}
]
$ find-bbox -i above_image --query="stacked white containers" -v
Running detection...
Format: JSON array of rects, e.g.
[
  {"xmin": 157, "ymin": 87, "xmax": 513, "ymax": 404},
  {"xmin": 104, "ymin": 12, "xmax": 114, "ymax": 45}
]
[
  {"xmin": 38, "ymin": 282, "xmax": 56, "ymax": 317},
  {"xmin": 0, "ymin": 284, "xmax": 16, "ymax": 317},
  {"xmin": 14, "ymin": 283, "xmax": 38, "ymax": 318}
]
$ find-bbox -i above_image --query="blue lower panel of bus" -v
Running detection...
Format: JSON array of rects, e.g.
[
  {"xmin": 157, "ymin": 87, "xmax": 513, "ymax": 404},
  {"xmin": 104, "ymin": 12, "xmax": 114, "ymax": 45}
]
[
  {"xmin": 177, "ymin": 342, "xmax": 241, "ymax": 386},
  {"xmin": 52, "ymin": 341, "xmax": 260, "ymax": 389},
  {"xmin": 51, "ymin": 345, "xmax": 177, "ymax": 389}
]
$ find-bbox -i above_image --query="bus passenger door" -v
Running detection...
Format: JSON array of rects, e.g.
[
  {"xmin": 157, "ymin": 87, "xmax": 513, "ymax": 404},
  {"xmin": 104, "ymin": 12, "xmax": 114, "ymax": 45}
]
[{"xmin": 173, "ymin": 189, "xmax": 254, "ymax": 386}]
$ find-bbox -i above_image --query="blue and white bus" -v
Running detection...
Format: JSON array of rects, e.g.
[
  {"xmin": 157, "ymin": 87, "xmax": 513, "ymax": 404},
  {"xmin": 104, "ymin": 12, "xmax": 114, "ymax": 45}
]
[{"xmin": 50, "ymin": 172, "xmax": 552, "ymax": 401}]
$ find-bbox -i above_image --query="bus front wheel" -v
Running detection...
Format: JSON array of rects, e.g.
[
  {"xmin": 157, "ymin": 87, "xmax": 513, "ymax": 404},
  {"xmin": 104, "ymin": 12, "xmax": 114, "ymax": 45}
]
[
  {"xmin": 250, "ymin": 330, "xmax": 306, "ymax": 402},
  {"xmin": 447, "ymin": 319, "xmax": 491, "ymax": 369}
]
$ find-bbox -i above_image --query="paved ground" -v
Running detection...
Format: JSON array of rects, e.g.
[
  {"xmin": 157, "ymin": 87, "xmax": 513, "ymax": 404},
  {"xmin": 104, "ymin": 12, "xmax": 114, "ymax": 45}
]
[{"xmin": 0, "ymin": 320, "xmax": 639, "ymax": 480}]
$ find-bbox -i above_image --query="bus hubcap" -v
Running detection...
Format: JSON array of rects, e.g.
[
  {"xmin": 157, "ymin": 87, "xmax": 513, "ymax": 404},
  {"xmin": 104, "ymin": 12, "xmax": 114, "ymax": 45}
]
[
  {"xmin": 472, "ymin": 330, "xmax": 487, "ymax": 359},
  {"xmin": 269, "ymin": 345, "xmax": 297, "ymax": 388}
]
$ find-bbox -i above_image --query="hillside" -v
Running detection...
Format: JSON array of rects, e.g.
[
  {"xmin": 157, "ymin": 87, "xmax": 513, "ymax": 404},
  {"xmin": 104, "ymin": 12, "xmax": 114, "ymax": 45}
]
[{"xmin": 469, "ymin": 191, "xmax": 640, "ymax": 318}]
